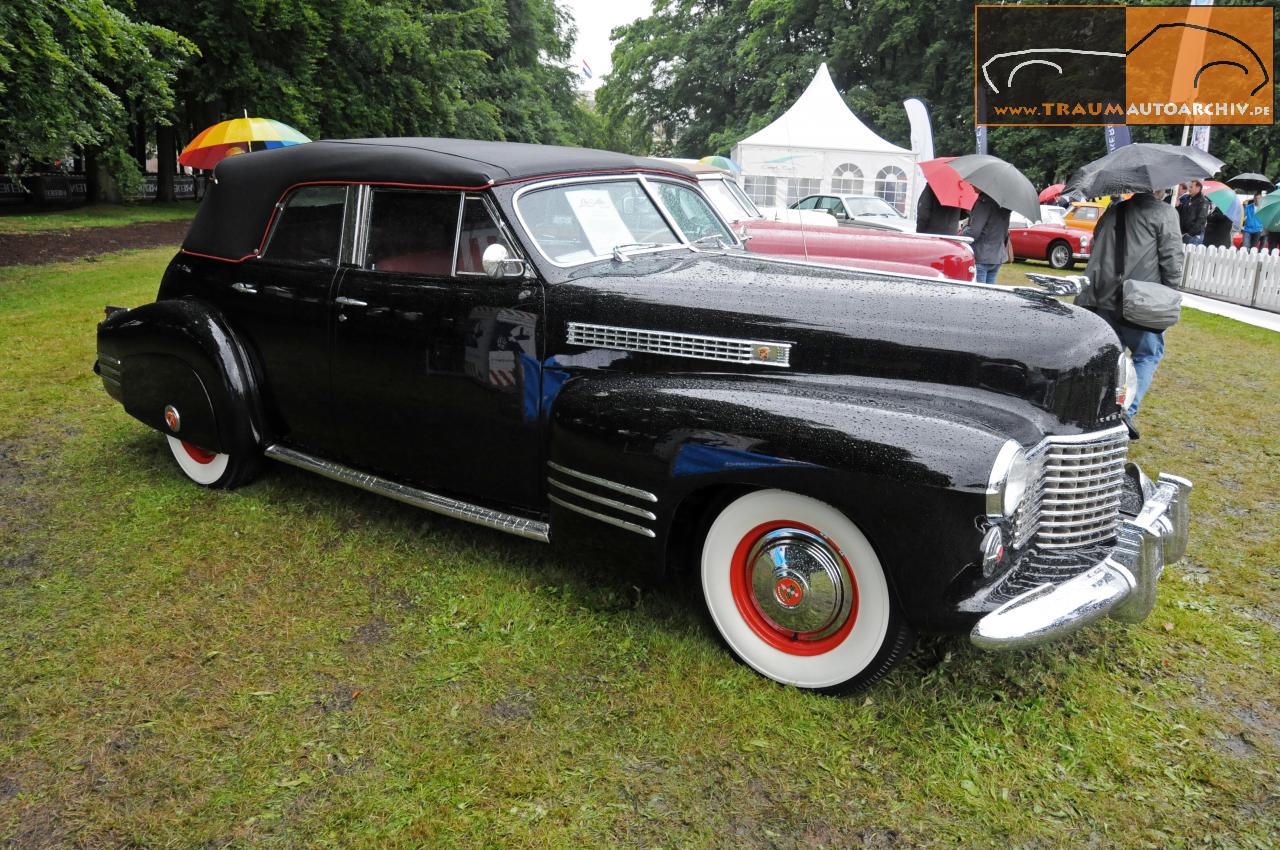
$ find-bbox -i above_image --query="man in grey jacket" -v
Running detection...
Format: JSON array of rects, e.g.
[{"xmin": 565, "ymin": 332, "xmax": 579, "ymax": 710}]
[
  {"xmin": 1076, "ymin": 190, "xmax": 1183, "ymax": 419},
  {"xmin": 968, "ymin": 191, "xmax": 1012, "ymax": 283}
]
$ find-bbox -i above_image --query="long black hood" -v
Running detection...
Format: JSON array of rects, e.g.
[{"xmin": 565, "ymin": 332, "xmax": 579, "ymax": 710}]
[{"xmin": 551, "ymin": 251, "xmax": 1124, "ymax": 434}]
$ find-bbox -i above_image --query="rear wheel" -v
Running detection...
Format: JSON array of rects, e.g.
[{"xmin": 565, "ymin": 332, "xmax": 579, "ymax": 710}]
[
  {"xmin": 165, "ymin": 435, "xmax": 258, "ymax": 489},
  {"xmin": 1048, "ymin": 240, "xmax": 1074, "ymax": 269},
  {"xmin": 700, "ymin": 489, "xmax": 913, "ymax": 693}
]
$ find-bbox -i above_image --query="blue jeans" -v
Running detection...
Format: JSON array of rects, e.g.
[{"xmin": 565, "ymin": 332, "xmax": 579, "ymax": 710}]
[
  {"xmin": 975, "ymin": 262, "xmax": 1001, "ymax": 283},
  {"xmin": 1100, "ymin": 313, "xmax": 1165, "ymax": 417},
  {"xmin": 1181, "ymin": 234, "xmax": 1203, "ymax": 245},
  {"xmin": 1242, "ymin": 231, "xmax": 1263, "ymax": 250}
]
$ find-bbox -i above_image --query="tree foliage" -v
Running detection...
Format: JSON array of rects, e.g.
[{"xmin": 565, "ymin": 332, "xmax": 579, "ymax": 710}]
[
  {"xmin": 597, "ymin": 0, "xmax": 1280, "ymax": 185},
  {"xmin": 0, "ymin": 0, "xmax": 195, "ymax": 171}
]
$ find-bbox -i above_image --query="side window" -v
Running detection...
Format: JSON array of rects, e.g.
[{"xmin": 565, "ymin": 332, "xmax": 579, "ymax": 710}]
[
  {"xmin": 365, "ymin": 189, "xmax": 460, "ymax": 275},
  {"xmin": 795, "ymin": 196, "xmax": 818, "ymax": 210},
  {"xmin": 263, "ymin": 186, "xmax": 347, "ymax": 266},
  {"xmin": 456, "ymin": 197, "xmax": 515, "ymax": 274},
  {"xmin": 817, "ymin": 197, "xmax": 842, "ymax": 211}
]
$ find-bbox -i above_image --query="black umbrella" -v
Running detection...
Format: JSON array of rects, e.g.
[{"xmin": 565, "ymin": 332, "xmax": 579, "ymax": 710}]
[
  {"xmin": 1064, "ymin": 143, "xmax": 1223, "ymax": 197},
  {"xmin": 1226, "ymin": 172, "xmax": 1276, "ymax": 193},
  {"xmin": 947, "ymin": 154, "xmax": 1040, "ymax": 221}
]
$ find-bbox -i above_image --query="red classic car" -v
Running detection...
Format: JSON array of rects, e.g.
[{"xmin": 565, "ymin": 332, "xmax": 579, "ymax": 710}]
[
  {"xmin": 742, "ymin": 220, "xmax": 974, "ymax": 280},
  {"xmin": 1008, "ymin": 211, "xmax": 1092, "ymax": 270},
  {"xmin": 685, "ymin": 167, "xmax": 975, "ymax": 281}
]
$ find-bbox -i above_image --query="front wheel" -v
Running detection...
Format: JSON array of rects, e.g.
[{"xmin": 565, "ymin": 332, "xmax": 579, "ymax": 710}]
[
  {"xmin": 700, "ymin": 490, "xmax": 913, "ymax": 693},
  {"xmin": 1048, "ymin": 240, "xmax": 1074, "ymax": 269},
  {"xmin": 165, "ymin": 435, "xmax": 259, "ymax": 489}
]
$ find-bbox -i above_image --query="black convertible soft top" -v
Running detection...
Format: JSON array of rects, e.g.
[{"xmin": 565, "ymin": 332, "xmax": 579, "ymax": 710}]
[{"xmin": 182, "ymin": 137, "xmax": 693, "ymax": 261}]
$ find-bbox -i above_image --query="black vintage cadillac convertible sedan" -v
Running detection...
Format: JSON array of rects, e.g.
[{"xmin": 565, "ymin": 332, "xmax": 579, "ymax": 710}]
[{"xmin": 95, "ymin": 138, "xmax": 1192, "ymax": 692}]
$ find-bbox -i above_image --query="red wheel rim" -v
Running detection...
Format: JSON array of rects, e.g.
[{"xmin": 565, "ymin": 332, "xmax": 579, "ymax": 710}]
[
  {"xmin": 181, "ymin": 441, "xmax": 218, "ymax": 464},
  {"xmin": 728, "ymin": 519, "xmax": 859, "ymax": 656}
]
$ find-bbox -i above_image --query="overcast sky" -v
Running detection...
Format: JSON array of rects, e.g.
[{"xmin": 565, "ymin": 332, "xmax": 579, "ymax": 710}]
[{"xmin": 559, "ymin": 0, "xmax": 653, "ymax": 92}]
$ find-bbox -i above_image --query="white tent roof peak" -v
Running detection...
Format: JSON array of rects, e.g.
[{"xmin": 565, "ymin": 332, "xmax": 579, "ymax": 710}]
[{"xmin": 737, "ymin": 63, "xmax": 911, "ymax": 155}]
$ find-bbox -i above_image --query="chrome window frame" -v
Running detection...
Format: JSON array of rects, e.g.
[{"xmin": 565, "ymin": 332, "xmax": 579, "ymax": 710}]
[
  {"xmin": 453, "ymin": 193, "xmax": 523, "ymax": 277},
  {"xmin": 511, "ymin": 174, "xmax": 701, "ymax": 269},
  {"xmin": 354, "ymin": 185, "xmax": 465, "ymax": 276}
]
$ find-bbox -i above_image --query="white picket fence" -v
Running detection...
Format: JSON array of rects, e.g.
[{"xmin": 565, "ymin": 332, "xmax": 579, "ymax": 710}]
[{"xmin": 1180, "ymin": 243, "xmax": 1280, "ymax": 313}]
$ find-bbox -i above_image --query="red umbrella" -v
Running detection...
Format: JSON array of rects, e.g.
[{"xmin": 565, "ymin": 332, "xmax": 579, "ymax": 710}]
[
  {"xmin": 919, "ymin": 157, "xmax": 979, "ymax": 210},
  {"xmin": 1038, "ymin": 183, "xmax": 1066, "ymax": 203}
]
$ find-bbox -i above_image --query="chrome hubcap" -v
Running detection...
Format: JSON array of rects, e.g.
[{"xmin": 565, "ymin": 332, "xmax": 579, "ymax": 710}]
[{"xmin": 747, "ymin": 527, "xmax": 853, "ymax": 641}]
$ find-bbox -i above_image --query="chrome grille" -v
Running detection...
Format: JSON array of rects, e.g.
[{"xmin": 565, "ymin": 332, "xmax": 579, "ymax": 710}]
[
  {"xmin": 1010, "ymin": 426, "xmax": 1129, "ymax": 550},
  {"xmin": 566, "ymin": 322, "xmax": 790, "ymax": 367}
]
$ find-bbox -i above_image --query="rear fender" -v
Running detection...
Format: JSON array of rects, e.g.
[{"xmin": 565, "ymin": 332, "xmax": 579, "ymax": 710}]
[{"xmin": 96, "ymin": 299, "xmax": 268, "ymax": 455}]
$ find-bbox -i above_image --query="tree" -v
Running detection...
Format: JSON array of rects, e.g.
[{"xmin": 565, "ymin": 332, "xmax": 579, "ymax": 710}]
[{"xmin": 0, "ymin": 0, "xmax": 194, "ymax": 198}]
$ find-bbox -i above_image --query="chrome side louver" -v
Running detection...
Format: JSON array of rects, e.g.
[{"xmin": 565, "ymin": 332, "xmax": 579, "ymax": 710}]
[
  {"xmin": 546, "ymin": 461, "xmax": 658, "ymax": 538},
  {"xmin": 566, "ymin": 322, "xmax": 791, "ymax": 367}
]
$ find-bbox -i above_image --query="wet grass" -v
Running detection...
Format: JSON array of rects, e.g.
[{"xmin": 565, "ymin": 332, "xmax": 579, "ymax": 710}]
[
  {"xmin": 0, "ymin": 203, "xmax": 194, "ymax": 235},
  {"xmin": 1, "ymin": 249, "xmax": 1277, "ymax": 848}
]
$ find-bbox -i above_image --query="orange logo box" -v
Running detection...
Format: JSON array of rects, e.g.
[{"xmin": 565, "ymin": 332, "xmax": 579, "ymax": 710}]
[{"xmin": 1125, "ymin": 6, "xmax": 1273, "ymax": 125}]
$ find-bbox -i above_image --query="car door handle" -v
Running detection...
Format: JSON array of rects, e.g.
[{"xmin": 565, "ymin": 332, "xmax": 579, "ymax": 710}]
[
  {"xmin": 231, "ymin": 282, "xmax": 258, "ymax": 295},
  {"xmin": 335, "ymin": 296, "xmax": 367, "ymax": 307}
]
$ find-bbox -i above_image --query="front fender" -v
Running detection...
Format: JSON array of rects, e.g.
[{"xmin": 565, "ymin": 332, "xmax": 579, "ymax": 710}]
[
  {"xmin": 96, "ymin": 298, "xmax": 269, "ymax": 455},
  {"xmin": 548, "ymin": 373, "xmax": 1015, "ymax": 628}
]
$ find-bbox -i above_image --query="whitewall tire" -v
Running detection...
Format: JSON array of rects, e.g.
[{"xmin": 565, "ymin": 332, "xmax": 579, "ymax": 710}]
[
  {"xmin": 165, "ymin": 435, "xmax": 233, "ymax": 487},
  {"xmin": 700, "ymin": 489, "xmax": 912, "ymax": 692}
]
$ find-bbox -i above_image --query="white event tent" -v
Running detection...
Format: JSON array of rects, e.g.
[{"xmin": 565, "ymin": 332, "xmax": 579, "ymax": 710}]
[{"xmin": 732, "ymin": 63, "xmax": 918, "ymax": 215}]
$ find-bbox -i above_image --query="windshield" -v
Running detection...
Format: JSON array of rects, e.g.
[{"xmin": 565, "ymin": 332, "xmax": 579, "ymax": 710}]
[
  {"xmin": 517, "ymin": 180, "xmax": 680, "ymax": 265},
  {"xmin": 700, "ymin": 178, "xmax": 756, "ymax": 222},
  {"xmin": 843, "ymin": 196, "xmax": 903, "ymax": 217},
  {"xmin": 654, "ymin": 181, "xmax": 736, "ymax": 243}
]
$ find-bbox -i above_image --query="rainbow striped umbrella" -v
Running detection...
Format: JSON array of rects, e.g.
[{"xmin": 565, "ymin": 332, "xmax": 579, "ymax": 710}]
[
  {"xmin": 179, "ymin": 117, "xmax": 310, "ymax": 170},
  {"xmin": 1202, "ymin": 180, "xmax": 1242, "ymax": 222}
]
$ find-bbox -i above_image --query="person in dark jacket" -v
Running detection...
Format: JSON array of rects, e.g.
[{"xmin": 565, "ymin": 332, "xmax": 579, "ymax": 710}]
[
  {"xmin": 1076, "ymin": 190, "xmax": 1183, "ymax": 419},
  {"xmin": 1203, "ymin": 205, "xmax": 1233, "ymax": 248},
  {"xmin": 967, "ymin": 191, "xmax": 1012, "ymax": 283},
  {"xmin": 916, "ymin": 184, "xmax": 963, "ymax": 236},
  {"xmin": 1177, "ymin": 180, "xmax": 1209, "ymax": 244}
]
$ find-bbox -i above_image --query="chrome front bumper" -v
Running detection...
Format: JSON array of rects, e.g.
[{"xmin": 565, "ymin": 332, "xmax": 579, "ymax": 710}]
[{"xmin": 971, "ymin": 467, "xmax": 1192, "ymax": 650}]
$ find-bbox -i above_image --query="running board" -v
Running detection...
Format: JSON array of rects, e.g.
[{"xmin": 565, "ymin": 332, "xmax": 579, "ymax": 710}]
[{"xmin": 263, "ymin": 444, "xmax": 550, "ymax": 543}]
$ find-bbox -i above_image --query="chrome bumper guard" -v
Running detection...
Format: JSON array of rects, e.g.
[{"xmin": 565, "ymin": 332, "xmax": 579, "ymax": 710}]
[{"xmin": 971, "ymin": 467, "xmax": 1192, "ymax": 650}]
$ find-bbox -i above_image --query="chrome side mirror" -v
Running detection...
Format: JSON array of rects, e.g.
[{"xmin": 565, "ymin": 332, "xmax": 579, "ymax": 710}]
[
  {"xmin": 482, "ymin": 243, "xmax": 526, "ymax": 279},
  {"xmin": 735, "ymin": 224, "xmax": 751, "ymax": 244},
  {"xmin": 1024, "ymin": 272, "xmax": 1086, "ymax": 296}
]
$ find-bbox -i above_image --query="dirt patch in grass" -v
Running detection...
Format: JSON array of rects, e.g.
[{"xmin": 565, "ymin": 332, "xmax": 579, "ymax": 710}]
[
  {"xmin": 0, "ymin": 220, "xmax": 188, "ymax": 267},
  {"xmin": 0, "ymin": 439, "xmax": 54, "ymax": 585}
]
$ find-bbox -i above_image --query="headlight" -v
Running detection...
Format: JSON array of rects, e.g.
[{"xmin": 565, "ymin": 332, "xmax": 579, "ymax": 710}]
[
  {"xmin": 1079, "ymin": 234, "xmax": 1091, "ymax": 248},
  {"xmin": 986, "ymin": 440, "xmax": 1031, "ymax": 518},
  {"xmin": 1116, "ymin": 351, "xmax": 1138, "ymax": 409}
]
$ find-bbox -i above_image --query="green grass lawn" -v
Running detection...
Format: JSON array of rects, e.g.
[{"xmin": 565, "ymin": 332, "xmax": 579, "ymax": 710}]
[
  {"xmin": 0, "ymin": 202, "xmax": 195, "ymax": 235},
  {"xmin": 1, "ymin": 249, "xmax": 1277, "ymax": 848}
]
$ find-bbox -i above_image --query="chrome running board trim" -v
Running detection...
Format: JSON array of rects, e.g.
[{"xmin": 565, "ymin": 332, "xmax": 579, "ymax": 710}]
[
  {"xmin": 546, "ymin": 461, "xmax": 658, "ymax": 502},
  {"xmin": 548, "ymin": 493, "xmax": 656, "ymax": 538},
  {"xmin": 264, "ymin": 444, "xmax": 550, "ymax": 543}
]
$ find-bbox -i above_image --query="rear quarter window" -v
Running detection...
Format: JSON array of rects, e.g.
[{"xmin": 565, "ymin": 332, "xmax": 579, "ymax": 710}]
[{"xmin": 262, "ymin": 186, "xmax": 347, "ymax": 266}]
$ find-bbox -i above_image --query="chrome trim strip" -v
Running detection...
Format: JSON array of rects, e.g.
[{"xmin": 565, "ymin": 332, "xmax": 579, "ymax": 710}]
[
  {"xmin": 546, "ymin": 461, "xmax": 658, "ymax": 502},
  {"xmin": 450, "ymin": 192, "xmax": 465, "ymax": 274},
  {"xmin": 548, "ymin": 477, "xmax": 657, "ymax": 521},
  {"xmin": 264, "ymin": 444, "xmax": 550, "ymax": 543},
  {"xmin": 548, "ymin": 493, "xmax": 655, "ymax": 538},
  {"xmin": 566, "ymin": 322, "xmax": 791, "ymax": 367}
]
